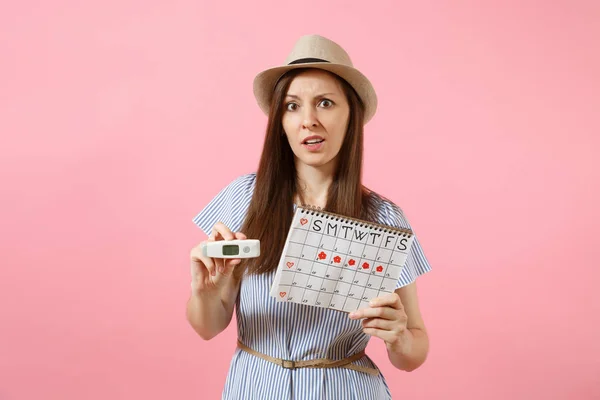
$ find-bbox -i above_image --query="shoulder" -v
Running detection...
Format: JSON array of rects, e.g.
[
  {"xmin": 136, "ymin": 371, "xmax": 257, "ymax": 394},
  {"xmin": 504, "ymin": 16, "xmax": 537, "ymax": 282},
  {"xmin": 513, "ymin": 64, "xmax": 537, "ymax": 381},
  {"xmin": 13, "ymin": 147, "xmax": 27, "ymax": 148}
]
[
  {"xmin": 213, "ymin": 172, "xmax": 257, "ymax": 210},
  {"xmin": 191, "ymin": 172, "xmax": 256, "ymax": 235},
  {"xmin": 364, "ymin": 189, "xmax": 412, "ymax": 231},
  {"xmin": 210, "ymin": 172, "xmax": 257, "ymax": 204},
  {"xmin": 364, "ymin": 189, "xmax": 433, "ymax": 286},
  {"xmin": 223, "ymin": 172, "xmax": 257, "ymax": 194}
]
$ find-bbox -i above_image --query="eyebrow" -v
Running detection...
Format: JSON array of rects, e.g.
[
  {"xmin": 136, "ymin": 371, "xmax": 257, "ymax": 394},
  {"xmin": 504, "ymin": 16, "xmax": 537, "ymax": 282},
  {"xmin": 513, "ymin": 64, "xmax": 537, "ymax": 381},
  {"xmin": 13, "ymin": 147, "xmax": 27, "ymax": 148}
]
[{"xmin": 285, "ymin": 93, "xmax": 337, "ymax": 99}]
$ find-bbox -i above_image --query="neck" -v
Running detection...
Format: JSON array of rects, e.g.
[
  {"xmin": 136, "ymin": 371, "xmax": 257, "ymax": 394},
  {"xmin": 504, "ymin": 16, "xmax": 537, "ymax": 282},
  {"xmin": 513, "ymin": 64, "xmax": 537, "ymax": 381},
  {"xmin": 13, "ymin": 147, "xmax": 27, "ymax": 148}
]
[{"xmin": 294, "ymin": 160, "xmax": 336, "ymax": 208}]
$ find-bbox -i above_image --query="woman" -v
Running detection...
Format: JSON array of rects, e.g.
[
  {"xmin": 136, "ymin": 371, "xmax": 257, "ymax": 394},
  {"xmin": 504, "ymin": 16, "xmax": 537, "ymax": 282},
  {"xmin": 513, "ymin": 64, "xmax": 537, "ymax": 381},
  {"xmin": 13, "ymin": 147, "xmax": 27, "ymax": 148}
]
[{"xmin": 187, "ymin": 34, "xmax": 432, "ymax": 399}]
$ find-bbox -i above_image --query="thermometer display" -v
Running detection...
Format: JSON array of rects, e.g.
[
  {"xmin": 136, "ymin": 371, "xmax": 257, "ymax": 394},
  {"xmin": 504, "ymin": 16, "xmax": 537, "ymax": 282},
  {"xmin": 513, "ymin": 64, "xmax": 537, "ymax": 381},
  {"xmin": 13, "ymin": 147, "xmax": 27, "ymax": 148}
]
[{"xmin": 222, "ymin": 244, "xmax": 239, "ymax": 256}]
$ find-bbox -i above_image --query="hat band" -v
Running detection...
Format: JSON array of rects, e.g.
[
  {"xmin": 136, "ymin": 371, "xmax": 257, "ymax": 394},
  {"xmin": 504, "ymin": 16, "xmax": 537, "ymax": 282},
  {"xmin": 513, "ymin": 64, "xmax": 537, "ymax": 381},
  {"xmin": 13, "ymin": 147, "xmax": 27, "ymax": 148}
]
[{"xmin": 288, "ymin": 58, "xmax": 330, "ymax": 65}]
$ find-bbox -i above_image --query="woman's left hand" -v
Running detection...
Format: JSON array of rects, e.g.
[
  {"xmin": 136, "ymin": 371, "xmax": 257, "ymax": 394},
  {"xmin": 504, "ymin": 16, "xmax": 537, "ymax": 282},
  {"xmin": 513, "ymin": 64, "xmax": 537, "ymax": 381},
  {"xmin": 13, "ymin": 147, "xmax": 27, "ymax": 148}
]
[{"xmin": 348, "ymin": 292, "xmax": 413, "ymax": 355}]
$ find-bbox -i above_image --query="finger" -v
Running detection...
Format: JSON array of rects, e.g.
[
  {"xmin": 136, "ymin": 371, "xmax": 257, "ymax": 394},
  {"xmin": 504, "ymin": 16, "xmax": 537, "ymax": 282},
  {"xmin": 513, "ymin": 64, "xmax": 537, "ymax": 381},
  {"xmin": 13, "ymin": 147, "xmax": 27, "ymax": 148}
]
[
  {"xmin": 362, "ymin": 327, "xmax": 397, "ymax": 343},
  {"xmin": 209, "ymin": 230, "xmax": 224, "ymax": 242},
  {"xmin": 208, "ymin": 227, "xmax": 219, "ymax": 241},
  {"xmin": 369, "ymin": 293, "xmax": 403, "ymax": 310},
  {"xmin": 348, "ymin": 306, "xmax": 396, "ymax": 321},
  {"xmin": 215, "ymin": 257, "xmax": 226, "ymax": 274},
  {"xmin": 212, "ymin": 222, "xmax": 235, "ymax": 241},
  {"xmin": 221, "ymin": 258, "xmax": 241, "ymax": 275},
  {"xmin": 190, "ymin": 244, "xmax": 217, "ymax": 276},
  {"xmin": 234, "ymin": 231, "xmax": 247, "ymax": 240},
  {"xmin": 361, "ymin": 317, "xmax": 397, "ymax": 331},
  {"xmin": 226, "ymin": 258, "xmax": 241, "ymax": 267}
]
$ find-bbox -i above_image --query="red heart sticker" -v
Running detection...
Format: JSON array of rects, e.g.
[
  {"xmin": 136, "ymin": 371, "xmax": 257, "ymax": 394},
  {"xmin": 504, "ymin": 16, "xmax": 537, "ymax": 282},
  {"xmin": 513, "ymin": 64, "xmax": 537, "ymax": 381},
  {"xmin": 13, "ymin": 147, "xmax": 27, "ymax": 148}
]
[
  {"xmin": 376, "ymin": 265, "xmax": 383, "ymax": 272},
  {"xmin": 286, "ymin": 261, "xmax": 294, "ymax": 268},
  {"xmin": 279, "ymin": 292, "xmax": 286, "ymax": 298},
  {"xmin": 300, "ymin": 218, "xmax": 308, "ymax": 225}
]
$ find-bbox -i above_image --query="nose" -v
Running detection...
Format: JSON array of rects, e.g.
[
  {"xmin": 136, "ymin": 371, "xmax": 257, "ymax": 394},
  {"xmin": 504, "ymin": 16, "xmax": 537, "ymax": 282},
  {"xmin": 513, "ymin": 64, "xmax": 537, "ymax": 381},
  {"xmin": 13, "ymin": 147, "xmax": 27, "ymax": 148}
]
[{"xmin": 301, "ymin": 107, "xmax": 319, "ymax": 130}]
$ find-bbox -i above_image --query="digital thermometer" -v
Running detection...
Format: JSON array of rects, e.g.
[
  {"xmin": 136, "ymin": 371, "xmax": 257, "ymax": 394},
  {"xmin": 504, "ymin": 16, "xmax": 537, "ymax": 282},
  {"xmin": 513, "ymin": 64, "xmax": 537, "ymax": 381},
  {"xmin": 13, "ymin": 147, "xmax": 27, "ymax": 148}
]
[{"xmin": 201, "ymin": 239, "xmax": 260, "ymax": 259}]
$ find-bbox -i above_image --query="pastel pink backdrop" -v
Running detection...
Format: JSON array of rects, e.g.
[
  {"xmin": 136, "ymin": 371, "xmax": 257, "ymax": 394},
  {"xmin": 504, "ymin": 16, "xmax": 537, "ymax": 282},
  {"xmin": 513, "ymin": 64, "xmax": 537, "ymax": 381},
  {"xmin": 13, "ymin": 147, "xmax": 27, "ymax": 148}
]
[{"xmin": 1, "ymin": 0, "xmax": 598, "ymax": 399}]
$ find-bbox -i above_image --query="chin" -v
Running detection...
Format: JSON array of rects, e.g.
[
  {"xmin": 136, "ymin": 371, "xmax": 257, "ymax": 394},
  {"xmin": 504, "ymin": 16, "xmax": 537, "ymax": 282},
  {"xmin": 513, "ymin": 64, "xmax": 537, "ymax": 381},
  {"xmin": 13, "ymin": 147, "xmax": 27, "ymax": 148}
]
[{"xmin": 296, "ymin": 154, "xmax": 336, "ymax": 169}]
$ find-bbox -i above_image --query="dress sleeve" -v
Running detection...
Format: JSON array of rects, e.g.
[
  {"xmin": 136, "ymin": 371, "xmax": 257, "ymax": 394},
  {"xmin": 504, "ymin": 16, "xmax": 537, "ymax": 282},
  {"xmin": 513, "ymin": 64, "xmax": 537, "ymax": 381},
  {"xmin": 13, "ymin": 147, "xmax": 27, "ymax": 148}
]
[
  {"xmin": 191, "ymin": 174, "xmax": 255, "ymax": 237},
  {"xmin": 382, "ymin": 201, "xmax": 432, "ymax": 289}
]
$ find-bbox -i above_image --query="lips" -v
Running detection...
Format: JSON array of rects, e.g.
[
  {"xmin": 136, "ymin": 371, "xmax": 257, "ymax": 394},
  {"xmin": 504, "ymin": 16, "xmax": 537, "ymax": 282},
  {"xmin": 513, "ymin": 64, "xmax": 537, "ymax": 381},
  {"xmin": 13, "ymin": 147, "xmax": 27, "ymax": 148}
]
[{"xmin": 302, "ymin": 135, "xmax": 325, "ymax": 145}]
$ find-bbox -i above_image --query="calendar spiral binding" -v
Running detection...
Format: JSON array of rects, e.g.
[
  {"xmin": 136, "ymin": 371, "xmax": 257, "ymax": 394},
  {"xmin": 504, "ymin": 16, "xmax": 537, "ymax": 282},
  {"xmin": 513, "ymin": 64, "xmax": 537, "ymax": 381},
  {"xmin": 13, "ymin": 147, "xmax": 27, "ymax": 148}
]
[{"xmin": 298, "ymin": 204, "xmax": 413, "ymax": 238}]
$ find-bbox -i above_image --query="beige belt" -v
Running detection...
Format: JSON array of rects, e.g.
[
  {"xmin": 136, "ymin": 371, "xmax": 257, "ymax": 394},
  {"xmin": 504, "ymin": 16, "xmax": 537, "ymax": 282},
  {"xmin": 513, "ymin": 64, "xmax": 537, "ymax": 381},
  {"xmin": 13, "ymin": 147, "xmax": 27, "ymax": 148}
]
[{"xmin": 237, "ymin": 340, "xmax": 379, "ymax": 376}]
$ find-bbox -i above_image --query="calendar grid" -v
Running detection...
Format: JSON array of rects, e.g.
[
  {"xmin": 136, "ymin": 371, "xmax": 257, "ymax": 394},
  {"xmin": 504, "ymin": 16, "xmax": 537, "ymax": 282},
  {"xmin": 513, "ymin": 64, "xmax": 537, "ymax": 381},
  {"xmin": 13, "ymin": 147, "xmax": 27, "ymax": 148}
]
[
  {"xmin": 301, "ymin": 217, "xmax": 326, "ymax": 306},
  {"xmin": 272, "ymin": 206, "xmax": 414, "ymax": 313},
  {"xmin": 288, "ymin": 213, "xmax": 314, "ymax": 304},
  {"xmin": 374, "ymin": 235, "xmax": 399, "ymax": 297},
  {"xmin": 343, "ymin": 229, "xmax": 387, "ymax": 310},
  {"xmin": 317, "ymin": 217, "xmax": 344, "ymax": 308},
  {"xmin": 339, "ymin": 219, "xmax": 362, "ymax": 311}
]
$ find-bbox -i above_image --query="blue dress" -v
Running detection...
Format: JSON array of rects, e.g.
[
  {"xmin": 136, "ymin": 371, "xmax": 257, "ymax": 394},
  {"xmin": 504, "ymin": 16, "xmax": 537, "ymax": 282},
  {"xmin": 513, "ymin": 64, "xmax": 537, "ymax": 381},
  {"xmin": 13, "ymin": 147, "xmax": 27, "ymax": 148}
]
[{"xmin": 193, "ymin": 173, "xmax": 432, "ymax": 399}]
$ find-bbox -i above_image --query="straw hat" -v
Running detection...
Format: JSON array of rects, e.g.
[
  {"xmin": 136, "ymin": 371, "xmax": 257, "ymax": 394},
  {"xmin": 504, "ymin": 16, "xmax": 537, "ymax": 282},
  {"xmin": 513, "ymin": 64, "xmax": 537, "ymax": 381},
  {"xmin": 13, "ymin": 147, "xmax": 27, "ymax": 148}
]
[{"xmin": 253, "ymin": 34, "xmax": 378, "ymax": 124}]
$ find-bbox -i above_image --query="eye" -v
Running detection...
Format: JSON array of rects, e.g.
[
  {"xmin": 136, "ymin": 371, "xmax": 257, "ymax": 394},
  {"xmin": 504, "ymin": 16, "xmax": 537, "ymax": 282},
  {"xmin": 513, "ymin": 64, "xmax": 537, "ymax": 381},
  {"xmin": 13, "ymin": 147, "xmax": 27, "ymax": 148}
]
[
  {"xmin": 286, "ymin": 102, "xmax": 298, "ymax": 111},
  {"xmin": 318, "ymin": 99, "xmax": 334, "ymax": 108}
]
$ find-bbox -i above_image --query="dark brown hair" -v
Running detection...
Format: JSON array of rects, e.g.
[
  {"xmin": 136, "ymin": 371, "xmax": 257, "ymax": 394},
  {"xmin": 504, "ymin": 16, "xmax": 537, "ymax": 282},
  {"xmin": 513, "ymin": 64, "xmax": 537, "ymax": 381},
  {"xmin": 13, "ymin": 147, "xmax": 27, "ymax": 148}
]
[{"xmin": 238, "ymin": 68, "xmax": 371, "ymax": 277}]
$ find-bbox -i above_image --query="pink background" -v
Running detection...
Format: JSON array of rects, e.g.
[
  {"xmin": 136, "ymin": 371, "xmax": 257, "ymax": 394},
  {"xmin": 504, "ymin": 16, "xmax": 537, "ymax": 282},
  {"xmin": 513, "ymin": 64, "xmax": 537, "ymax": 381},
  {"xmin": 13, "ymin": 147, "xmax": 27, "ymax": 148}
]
[{"xmin": 1, "ymin": 0, "xmax": 599, "ymax": 399}]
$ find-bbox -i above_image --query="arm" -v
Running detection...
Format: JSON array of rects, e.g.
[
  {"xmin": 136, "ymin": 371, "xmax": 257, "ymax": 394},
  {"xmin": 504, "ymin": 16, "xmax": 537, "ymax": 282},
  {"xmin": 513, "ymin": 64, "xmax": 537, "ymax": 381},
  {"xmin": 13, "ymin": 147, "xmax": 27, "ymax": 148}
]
[
  {"xmin": 186, "ymin": 271, "xmax": 240, "ymax": 340},
  {"xmin": 186, "ymin": 223, "xmax": 245, "ymax": 340},
  {"xmin": 386, "ymin": 283, "xmax": 429, "ymax": 371},
  {"xmin": 349, "ymin": 282, "xmax": 429, "ymax": 372}
]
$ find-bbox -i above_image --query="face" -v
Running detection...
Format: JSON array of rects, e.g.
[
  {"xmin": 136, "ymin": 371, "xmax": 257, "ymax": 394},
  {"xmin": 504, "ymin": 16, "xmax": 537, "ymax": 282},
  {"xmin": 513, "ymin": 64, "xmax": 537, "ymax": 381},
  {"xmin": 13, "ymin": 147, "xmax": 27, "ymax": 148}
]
[{"xmin": 281, "ymin": 69, "xmax": 350, "ymax": 171}]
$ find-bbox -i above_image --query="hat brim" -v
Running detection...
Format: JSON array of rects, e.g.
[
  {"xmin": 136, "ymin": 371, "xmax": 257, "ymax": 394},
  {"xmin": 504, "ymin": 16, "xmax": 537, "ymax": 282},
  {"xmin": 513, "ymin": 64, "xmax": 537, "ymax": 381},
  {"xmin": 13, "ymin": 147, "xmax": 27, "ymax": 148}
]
[{"xmin": 253, "ymin": 62, "xmax": 377, "ymax": 124}]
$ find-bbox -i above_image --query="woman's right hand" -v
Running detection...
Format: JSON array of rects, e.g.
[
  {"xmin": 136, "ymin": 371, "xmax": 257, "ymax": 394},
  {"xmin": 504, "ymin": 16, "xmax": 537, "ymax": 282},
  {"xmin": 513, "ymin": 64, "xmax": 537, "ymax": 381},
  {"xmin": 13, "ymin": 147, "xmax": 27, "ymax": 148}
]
[{"xmin": 190, "ymin": 222, "xmax": 247, "ymax": 295}]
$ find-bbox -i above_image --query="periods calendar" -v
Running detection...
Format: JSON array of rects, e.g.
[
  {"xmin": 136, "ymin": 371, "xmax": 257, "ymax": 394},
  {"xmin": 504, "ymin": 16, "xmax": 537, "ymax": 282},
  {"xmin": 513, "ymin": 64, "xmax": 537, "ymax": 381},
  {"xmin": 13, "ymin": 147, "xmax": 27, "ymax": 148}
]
[{"xmin": 270, "ymin": 205, "xmax": 414, "ymax": 313}]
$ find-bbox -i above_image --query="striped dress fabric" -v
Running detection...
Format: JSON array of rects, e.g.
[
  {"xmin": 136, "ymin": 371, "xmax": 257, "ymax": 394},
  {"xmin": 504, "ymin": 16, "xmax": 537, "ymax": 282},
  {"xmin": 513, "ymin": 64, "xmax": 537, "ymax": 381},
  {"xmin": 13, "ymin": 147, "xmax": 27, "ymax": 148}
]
[{"xmin": 192, "ymin": 173, "xmax": 432, "ymax": 400}]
